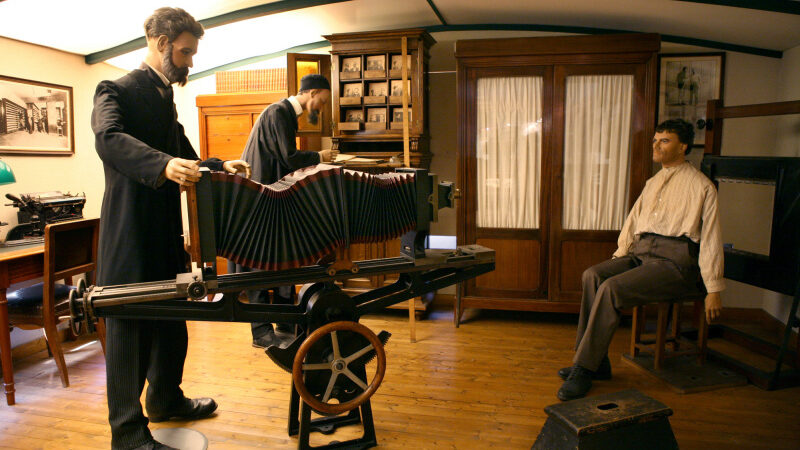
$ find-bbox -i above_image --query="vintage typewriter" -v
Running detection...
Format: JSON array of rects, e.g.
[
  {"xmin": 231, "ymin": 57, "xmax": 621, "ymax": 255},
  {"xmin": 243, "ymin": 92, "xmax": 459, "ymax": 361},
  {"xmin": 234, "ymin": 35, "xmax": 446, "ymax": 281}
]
[{"xmin": 3, "ymin": 191, "xmax": 85, "ymax": 246}]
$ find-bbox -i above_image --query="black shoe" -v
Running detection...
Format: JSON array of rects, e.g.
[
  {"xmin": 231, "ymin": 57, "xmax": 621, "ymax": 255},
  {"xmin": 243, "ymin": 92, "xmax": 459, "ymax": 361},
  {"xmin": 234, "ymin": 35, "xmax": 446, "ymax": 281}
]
[
  {"xmin": 557, "ymin": 365, "xmax": 593, "ymax": 401},
  {"xmin": 558, "ymin": 356, "xmax": 612, "ymax": 380},
  {"xmin": 148, "ymin": 397, "xmax": 218, "ymax": 423},
  {"xmin": 130, "ymin": 440, "xmax": 178, "ymax": 450},
  {"xmin": 252, "ymin": 329, "xmax": 293, "ymax": 349}
]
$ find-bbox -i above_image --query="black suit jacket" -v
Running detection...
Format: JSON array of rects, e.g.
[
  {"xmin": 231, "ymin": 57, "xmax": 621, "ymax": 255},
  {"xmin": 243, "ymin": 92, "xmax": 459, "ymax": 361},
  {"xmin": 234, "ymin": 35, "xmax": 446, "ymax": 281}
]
[
  {"xmin": 92, "ymin": 65, "xmax": 222, "ymax": 285},
  {"xmin": 241, "ymin": 99, "xmax": 320, "ymax": 185}
]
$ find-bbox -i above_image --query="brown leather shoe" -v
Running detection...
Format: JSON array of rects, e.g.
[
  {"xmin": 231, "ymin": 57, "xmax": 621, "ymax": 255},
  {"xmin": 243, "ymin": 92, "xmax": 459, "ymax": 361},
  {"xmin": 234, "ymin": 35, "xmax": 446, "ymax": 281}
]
[{"xmin": 148, "ymin": 397, "xmax": 218, "ymax": 423}]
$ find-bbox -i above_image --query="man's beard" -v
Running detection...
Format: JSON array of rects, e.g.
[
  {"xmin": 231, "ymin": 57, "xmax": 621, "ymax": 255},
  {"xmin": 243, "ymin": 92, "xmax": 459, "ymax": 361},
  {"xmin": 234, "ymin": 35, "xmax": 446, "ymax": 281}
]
[
  {"xmin": 162, "ymin": 43, "xmax": 189, "ymax": 86},
  {"xmin": 307, "ymin": 108, "xmax": 319, "ymax": 125}
]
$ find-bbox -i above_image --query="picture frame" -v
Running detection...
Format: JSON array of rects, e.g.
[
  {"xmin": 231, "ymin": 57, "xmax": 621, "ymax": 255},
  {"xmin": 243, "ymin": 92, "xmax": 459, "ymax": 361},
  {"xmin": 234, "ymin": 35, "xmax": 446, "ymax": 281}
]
[
  {"xmin": 657, "ymin": 53, "xmax": 725, "ymax": 146},
  {"xmin": 345, "ymin": 109, "xmax": 364, "ymax": 123},
  {"xmin": 343, "ymin": 83, "xmax": 362, "ymax": 97},
  {"xmin": 341, "ymin": 57, "xmax": 361, "ymax": 74},
  {"xmin": 390, "ymin": 80, "xmax": 410, "ymax": 98},
  {"xmin": 368, "ymin": 82, "xmax": 387, "ymax": 97},
  {"xmin": 365, "ymin": 55, "xmax": 386, "ymax": 73},
  {"xmin": 367, "ymin": 108, "xmax": 386, "ymax": 123},
  {"xmin": 392, "ymin": 108, "xmax": 410, "ymax": 123},
  {"xmin": 0, "ymin": 75, "xmax": 74, "ymax": 155},
  {"xmin": 390, "ymin": 54, "xmax": 411, "ymax": 71}
]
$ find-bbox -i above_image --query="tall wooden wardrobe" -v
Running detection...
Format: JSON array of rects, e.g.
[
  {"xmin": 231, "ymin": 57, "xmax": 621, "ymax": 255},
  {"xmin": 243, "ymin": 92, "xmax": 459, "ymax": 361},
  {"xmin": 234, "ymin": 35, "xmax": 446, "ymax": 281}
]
[{"xmin": 456, "ymin": 33, "xmax": 660, "ymax": 314}]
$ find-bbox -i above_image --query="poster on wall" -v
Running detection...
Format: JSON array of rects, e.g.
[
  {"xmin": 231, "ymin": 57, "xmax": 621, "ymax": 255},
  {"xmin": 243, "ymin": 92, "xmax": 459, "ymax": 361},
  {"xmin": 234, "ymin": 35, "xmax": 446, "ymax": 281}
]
[
  {"xmin": 657, "ymin": 53, "xmax": 725, "ymax": 147},
  {"xmin": 0, "ymin": 75, "xmax": 74, "ymax": 155}
]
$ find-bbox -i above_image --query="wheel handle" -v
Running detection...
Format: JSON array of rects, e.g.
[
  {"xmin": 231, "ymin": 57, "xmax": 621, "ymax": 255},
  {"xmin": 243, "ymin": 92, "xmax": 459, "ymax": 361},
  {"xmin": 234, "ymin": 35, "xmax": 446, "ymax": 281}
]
[{"xmin": 292, "ymin": 320, "xmax": 386, "ymax": 416}]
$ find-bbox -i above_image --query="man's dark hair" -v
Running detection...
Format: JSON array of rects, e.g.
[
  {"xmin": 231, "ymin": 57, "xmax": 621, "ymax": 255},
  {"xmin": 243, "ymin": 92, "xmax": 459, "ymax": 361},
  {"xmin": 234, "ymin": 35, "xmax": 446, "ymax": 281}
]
[
  {"xmin": 144, "ymin": 7, "xmax": 204, "ymax": 42},
  {"xmin": 655, "ymin": 118, "xmax": 695, "ymax": 155}
]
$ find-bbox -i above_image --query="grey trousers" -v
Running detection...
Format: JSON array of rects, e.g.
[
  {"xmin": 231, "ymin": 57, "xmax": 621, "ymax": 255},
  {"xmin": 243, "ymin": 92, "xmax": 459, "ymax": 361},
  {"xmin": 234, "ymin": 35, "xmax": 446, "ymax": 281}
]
[{"xmin": 573, "ymin": 234, "xmax": 703, "ymax": 371}]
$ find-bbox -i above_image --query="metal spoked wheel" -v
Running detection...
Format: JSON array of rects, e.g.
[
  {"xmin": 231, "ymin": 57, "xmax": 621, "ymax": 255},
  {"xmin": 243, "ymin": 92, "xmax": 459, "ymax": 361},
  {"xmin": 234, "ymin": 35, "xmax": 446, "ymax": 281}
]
[
  {"xmin": 292, "ymin": 321, "xmax": 386, "ymax": 416},
  {"xmin": 67, "ymin": 288, "xmax": 84, "ymax": 336}
]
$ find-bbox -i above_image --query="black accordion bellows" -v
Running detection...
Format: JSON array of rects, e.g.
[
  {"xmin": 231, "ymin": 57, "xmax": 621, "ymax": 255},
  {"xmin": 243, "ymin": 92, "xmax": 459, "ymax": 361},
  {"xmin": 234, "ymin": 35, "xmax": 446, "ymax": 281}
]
[{"xmin": 209, "ymin": 164, "xmax": 417, "ymax": 271}]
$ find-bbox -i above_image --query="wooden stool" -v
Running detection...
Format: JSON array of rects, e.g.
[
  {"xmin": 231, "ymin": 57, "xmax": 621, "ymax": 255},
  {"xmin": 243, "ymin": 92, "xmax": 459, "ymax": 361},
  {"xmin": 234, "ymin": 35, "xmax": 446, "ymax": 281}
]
[
  {"xmin": 532, "ymin": 389, "xmax": 678, "ymax": 450},
  {"xmin": 630, "ymin": 295, "xmax": 708, "ymax": 371}
]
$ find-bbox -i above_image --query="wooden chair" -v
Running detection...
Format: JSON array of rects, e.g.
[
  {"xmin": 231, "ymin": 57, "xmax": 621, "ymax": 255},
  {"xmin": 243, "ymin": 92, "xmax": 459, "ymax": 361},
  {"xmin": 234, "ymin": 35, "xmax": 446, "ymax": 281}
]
[
  {"xmin": 3, "ymin": 218, "xmax": 103, "ymax": 389},
  {"xmin": 630, "ymin": 293, "xmax": 708, "ymax": 371}
]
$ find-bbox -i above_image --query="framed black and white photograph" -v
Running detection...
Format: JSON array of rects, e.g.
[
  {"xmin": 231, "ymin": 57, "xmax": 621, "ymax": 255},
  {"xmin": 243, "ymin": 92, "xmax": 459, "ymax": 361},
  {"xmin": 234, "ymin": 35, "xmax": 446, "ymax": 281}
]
[
  {"xmin": 368, "ymin": 82, "xmax": 387, "ymax": 97},
  {"xmin": 365, "ymin": 55, "xmax": 385, "ymax": 72},
  {"xmin": 657, "ymin": 53, "xmax": 725, "ymax": 146},
  {"xmin": 343, "ymin": 83, "xmax": 362, "ymax": 97},
  {"xmin": 390, "ymin": 80, "xmax": 410, "ymax": 98},
  {"xmin": 0, "ymin": 75, "xmax": 74, "ymax": 155},
  {"xmin": 342, "ymin": 57, "xmax": 361, "ymax": 73},
  {"xmin": 367, "ymin": 108, "xmax": 386, "ymax": 123},
  {"xmin": 392, "ymin": 108, "xmax": 410, "ymax": 123},
  {"xmin": 390, "ymin": 54, "xmax": 411, "ymax": 71},
  {"xmin": 345, "ymin": 109, "xmax": 364, "ymax": 123}
]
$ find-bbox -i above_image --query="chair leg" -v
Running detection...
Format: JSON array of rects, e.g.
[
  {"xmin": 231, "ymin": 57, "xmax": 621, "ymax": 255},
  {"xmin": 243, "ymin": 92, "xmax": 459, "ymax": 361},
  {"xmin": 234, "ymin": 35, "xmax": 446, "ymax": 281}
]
[
  {"xmin": 454, "ymin": 282, "xmax": 463, "ymax": 328},
  {"xmin": 96, "ymin": 318, "xmax": 107, "ymax": 355},
  {"xmin": 42, "ymin": 321, "xmax": 69, "ymax": 387},
  {"xmin": 671, "ymin": 302, "xmax": 681, "ymax": 351},
  {"xmin": 408, "ymin": 298, "xmax": 417, "ymax": 343},
  {"xmin": 696, "ymin": 300, "xmax": 708, "ymax": 365},
  {"xmin": 654, "ymin": 302, "xmax": 670, "ymax": 371},
  {"xmin": 0, "ymin": 291, "xmax": 16, "ymax": 405},
  {"xmin": 630, "ymin": 305, "xmax": 643, "ymax": 357}
]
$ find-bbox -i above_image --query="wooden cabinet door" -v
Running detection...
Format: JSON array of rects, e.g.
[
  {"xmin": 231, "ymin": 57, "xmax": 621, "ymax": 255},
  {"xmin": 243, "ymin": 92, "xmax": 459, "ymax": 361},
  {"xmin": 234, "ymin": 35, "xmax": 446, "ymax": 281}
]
[
  {"xmin": 204, "ymin": 112, "xmax": 253, "ymax": 160},
  {"xmin": 548, "ymin": 63, "xmax": 653, "ymax": 302},
  {"xmin": 460, "ymin": 66, "xmax": 553, "ymax": 302}
]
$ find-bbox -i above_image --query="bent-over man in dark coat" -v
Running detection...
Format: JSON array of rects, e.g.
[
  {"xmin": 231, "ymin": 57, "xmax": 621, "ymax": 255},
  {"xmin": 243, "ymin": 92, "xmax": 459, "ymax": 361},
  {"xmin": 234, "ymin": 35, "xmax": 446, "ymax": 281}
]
[
  {"xmin": 236, "ymin": 74, "xmax": 334, "ymax": 349},
  {"xmin": 91, "ymin": 8, "xmax": 250, "ymax": 450}
]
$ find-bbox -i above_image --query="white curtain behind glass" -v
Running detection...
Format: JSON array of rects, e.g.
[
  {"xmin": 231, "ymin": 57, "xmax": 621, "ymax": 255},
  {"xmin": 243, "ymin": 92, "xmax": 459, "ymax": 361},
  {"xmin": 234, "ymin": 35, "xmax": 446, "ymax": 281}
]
[
  {"xmin": 476, "ymin": 76, "xmax": 542, "ymax": 229},
  {"xmin": 563, "ymin": 75, "xmax": 633, "ymax": 230}
]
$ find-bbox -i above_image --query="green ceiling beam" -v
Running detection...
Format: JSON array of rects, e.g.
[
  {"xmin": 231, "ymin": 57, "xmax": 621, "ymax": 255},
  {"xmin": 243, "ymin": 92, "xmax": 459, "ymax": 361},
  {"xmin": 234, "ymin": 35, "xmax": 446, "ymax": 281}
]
[
  {"xmin": 426, "ymin": 0, "xmax": 448, "ymax": 26},
  {"xmin": 424, "ymin": 24, "xmax": 783, "ymax": 58},
  {"xmin": 85, "ymin": 0, "xmax": 353, "ymax": 64}
]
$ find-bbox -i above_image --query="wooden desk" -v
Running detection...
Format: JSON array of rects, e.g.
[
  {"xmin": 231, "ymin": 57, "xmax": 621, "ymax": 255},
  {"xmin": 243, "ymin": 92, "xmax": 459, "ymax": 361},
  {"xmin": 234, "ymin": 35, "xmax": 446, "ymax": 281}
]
[{"xmin": 0, "ymin": 242, "xmax": 45, "ymax": 405}]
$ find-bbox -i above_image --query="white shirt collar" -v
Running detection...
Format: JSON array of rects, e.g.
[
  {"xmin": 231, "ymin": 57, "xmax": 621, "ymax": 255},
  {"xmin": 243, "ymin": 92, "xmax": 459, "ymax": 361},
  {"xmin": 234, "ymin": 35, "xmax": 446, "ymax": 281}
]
[
  {"xmin": 144, "ymin": 62, "xmax": 171, "ymax": 88},
  {"xmin": 287, "ymin": 96, "xmax": 303, "ymax": 117}
]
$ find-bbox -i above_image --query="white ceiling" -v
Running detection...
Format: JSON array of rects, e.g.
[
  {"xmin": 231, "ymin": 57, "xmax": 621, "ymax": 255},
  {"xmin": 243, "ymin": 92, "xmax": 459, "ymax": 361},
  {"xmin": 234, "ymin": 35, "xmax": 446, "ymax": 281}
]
[{"xmin": 1, "ymin": 0, "xmax": 799, "ymax": 73}]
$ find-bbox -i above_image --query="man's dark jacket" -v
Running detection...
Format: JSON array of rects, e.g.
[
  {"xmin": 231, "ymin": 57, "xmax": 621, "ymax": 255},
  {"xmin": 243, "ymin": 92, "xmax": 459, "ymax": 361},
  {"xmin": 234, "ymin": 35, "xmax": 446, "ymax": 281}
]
[
  {"xmin": 241, "ymin": 99, "xmax": 320, "ymax": 185},
  {"xmin": 91, "ymin": 66, "xmax": 222, "ymax": 286}
]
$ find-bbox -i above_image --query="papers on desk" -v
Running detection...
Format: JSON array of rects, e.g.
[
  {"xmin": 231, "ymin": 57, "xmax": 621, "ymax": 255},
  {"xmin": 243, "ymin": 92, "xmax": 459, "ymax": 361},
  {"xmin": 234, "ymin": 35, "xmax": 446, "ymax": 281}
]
[
  {"xmin": 333, "ymin": 154, "xmax": 385, "ymax": 165},
  {"xmin": 1, "ymin": 237, "xmax": 44, "ymax": 247}
]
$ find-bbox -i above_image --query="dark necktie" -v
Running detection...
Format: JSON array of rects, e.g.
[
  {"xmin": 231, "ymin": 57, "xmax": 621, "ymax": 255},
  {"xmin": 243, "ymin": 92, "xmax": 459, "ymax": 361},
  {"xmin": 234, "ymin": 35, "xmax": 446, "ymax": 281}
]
[{"xmin": 164, "ymin": 84, "xmax": 174, "ymax": 104}]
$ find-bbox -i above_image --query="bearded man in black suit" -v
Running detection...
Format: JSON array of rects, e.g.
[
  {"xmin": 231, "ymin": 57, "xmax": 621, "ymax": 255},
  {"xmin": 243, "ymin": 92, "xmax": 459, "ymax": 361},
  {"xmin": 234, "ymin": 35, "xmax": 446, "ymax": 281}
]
[{"xmin": 91, "ymin": 8, "xmax": 250, "ymax": 450}]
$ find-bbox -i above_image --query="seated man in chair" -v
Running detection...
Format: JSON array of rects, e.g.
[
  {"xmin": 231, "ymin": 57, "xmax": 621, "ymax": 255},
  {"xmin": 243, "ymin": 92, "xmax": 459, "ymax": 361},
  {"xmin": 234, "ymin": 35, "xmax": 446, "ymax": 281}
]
[{"xmin": 557, "ymin": 119, "xmax": 725, "ymax": 401}]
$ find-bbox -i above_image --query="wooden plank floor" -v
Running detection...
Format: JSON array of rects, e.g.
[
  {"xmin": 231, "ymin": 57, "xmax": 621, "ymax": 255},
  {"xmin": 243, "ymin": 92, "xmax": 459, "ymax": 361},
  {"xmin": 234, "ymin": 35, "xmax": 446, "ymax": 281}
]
[{"xmin": 1, "ymin": 308, "xmax": 799, "ymax": 449}]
